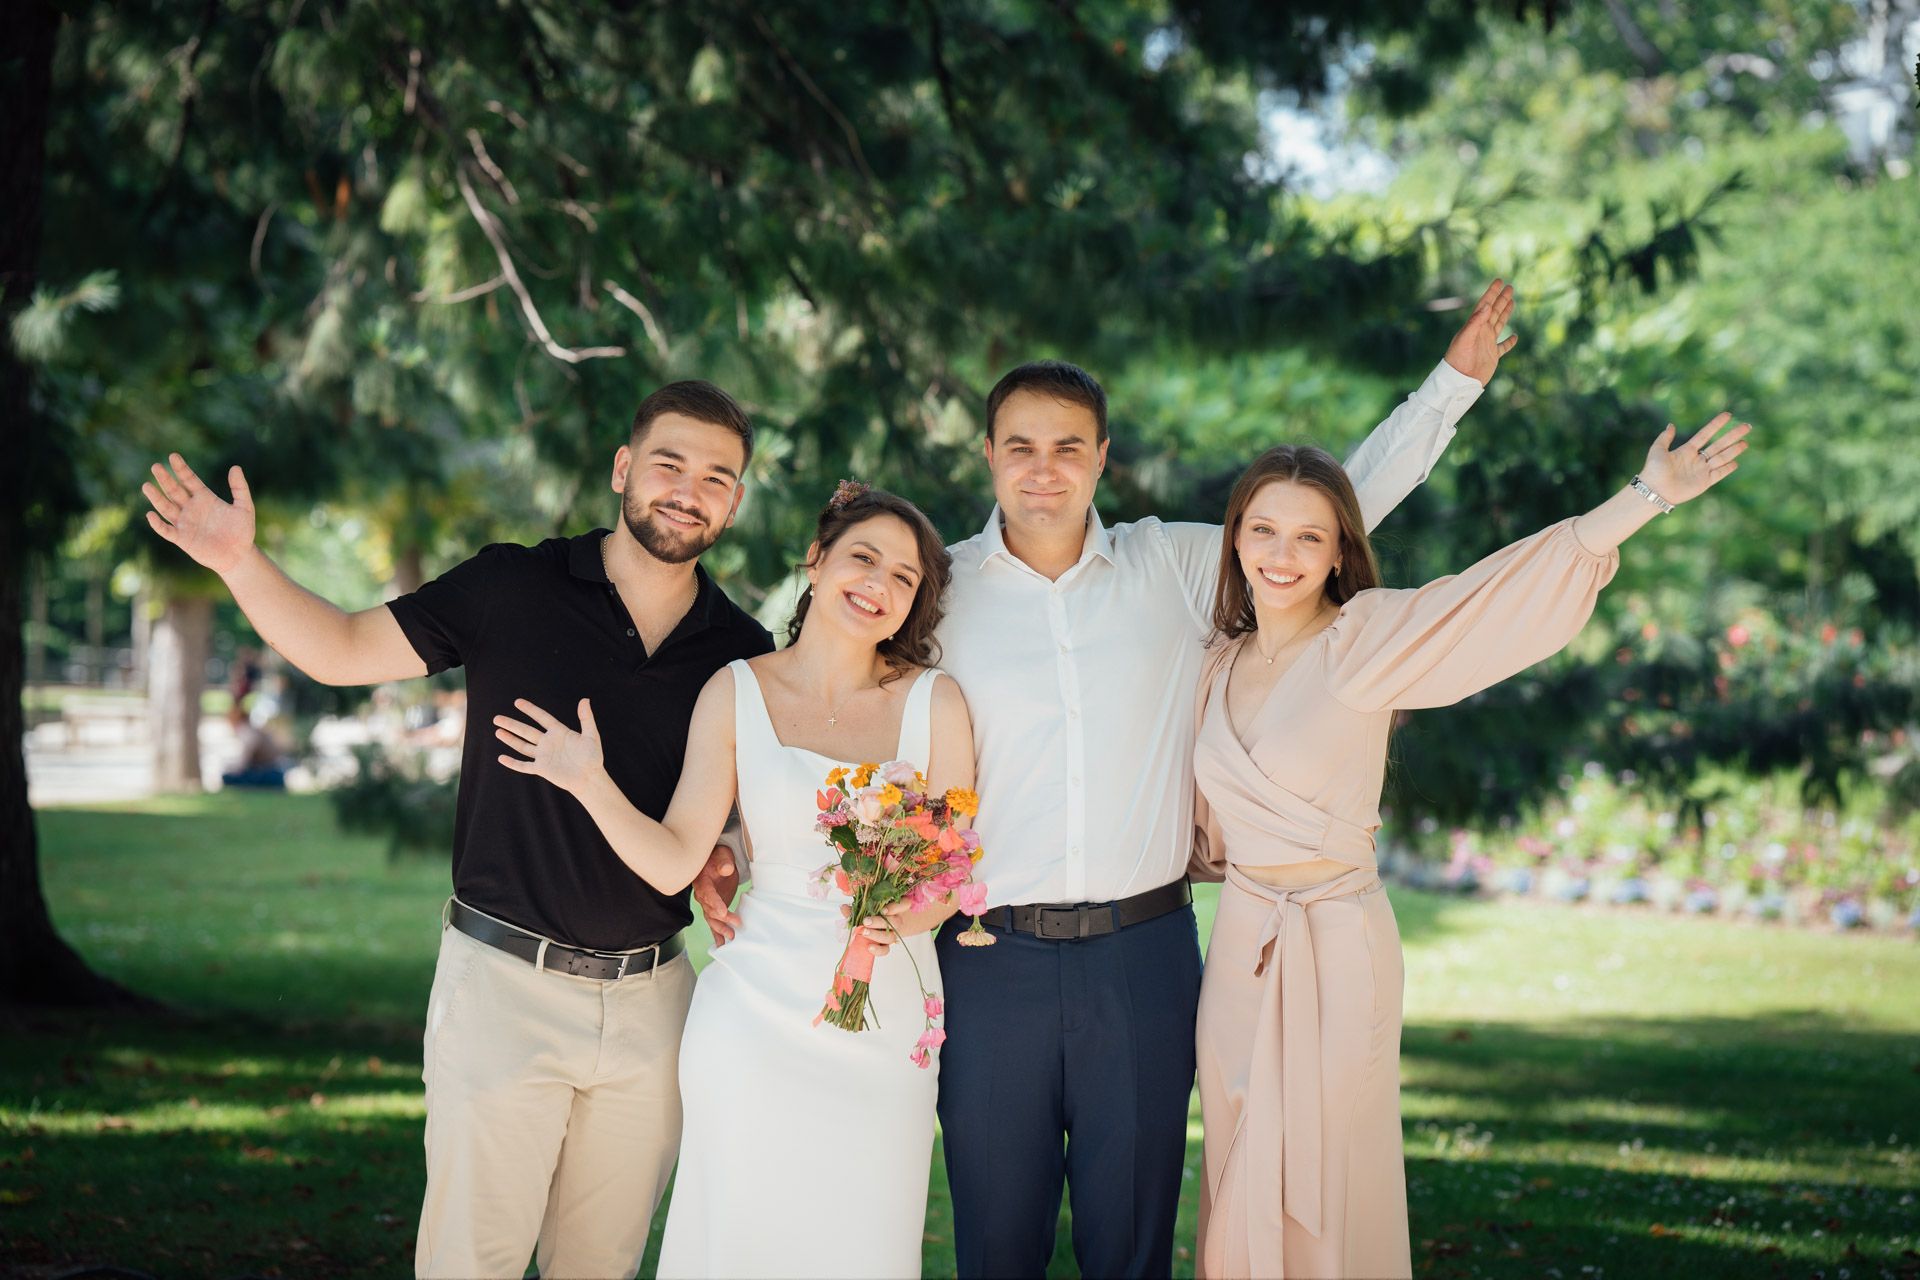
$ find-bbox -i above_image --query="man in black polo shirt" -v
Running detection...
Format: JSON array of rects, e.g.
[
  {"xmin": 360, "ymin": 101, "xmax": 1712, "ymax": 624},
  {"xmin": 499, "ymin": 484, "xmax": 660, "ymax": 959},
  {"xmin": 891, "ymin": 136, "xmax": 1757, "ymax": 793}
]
[{"xmin": 142, "ymin": 381, "xmax": 774, "ymax": 1279}]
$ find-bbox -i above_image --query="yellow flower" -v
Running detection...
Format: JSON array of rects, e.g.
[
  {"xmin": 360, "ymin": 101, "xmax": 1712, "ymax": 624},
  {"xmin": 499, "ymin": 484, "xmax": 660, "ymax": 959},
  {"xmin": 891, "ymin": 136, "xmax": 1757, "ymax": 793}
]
[
  {"xmin": 944, "ymin": 787, "xmax": 979, "ymax": 817},
  {"xmin": 850, "ymin": 763, "xmax": 877, "ymax": 789},
  {"xmin": 970, "ymin": 849, "xmax": 983, "ymax": 863},
  {"xmin": 825, "ymin": 767, "xmax": 849, "ymax": 788},
  {"xmin": 879, "ymin": 783, "xmax": 903, "ymax": 807}
]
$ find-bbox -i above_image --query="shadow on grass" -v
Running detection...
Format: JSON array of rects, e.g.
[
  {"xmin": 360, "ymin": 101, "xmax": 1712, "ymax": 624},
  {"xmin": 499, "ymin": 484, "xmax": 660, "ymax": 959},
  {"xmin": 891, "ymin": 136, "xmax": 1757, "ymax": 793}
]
[
  {"xmin": 1401, "ymin": 1010, "xmax": 1920, "ymax": 1278},
  {"xmin": 0, "ymin": 1011, "xmax": 427, "ymax": 1278}
]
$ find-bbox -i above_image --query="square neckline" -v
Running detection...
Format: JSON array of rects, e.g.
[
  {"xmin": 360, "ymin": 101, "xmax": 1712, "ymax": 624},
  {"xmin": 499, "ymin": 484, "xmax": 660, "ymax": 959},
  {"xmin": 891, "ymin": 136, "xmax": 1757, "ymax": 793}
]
[{"xmin": 735, "ymin": 658, "xmax": 933, "ymax": 766}]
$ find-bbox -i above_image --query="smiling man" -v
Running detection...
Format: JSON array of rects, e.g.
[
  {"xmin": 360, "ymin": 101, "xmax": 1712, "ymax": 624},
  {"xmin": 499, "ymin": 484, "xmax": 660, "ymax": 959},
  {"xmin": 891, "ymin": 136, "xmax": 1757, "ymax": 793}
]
[
  {"xmin": 926, "ymin": 285, "xmax": 1518, "ymax": 1277},
  {"xmin": 141, "ymin": 381, "xmax": 774, "ymax": 1280}
]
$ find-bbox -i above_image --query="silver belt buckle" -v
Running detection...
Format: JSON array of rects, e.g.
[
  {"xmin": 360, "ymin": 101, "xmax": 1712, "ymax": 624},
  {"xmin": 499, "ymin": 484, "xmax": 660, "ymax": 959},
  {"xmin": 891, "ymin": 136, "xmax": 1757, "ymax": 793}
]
[{"xmin": 614, "ymin": 944, "xmax": 659, "ymax": 980}]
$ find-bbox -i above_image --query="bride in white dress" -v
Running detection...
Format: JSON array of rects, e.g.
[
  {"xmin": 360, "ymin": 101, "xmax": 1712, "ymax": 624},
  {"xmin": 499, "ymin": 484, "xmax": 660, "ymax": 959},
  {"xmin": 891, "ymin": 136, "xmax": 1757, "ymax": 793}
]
[{"xmin": 492, "ymin": 485, "xmax": 975, "ymax": 1279}]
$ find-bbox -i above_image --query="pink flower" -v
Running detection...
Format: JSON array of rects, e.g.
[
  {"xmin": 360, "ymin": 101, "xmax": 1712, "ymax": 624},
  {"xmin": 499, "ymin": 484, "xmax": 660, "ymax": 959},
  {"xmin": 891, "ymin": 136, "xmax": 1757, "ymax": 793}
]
[
  {"xmin": 1726, "ymin": 623, "xmax": 1751, "ymax": 648},
  {"xmin": 955, "ymin": 930, "xmax": 995, "ymax": 947},
  {"xmin": 924, "ymin": 995, "xmax": 943, "ymax": 1017},
  {"xmin": 850, "ymin": 787, "xmax": 887, "ymax": 825},
  {"xmin": 909, "ymin": 1046, "xmax": 930, "ymax": 1069},
  {"xmin": 952, "ymin": 882, "xmax": 989, "ymax": 917},
  {"xmin": 916, "ymin": 1027, "xmax": 947, "ymax": 1050},
  {"xmin": 881, "ymin": 760, "xmax": 919, "ymax": 787}
]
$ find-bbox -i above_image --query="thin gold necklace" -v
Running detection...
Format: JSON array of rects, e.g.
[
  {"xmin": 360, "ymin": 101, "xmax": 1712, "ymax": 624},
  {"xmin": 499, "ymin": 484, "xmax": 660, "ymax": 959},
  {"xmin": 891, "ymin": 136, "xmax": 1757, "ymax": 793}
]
[{"xmin": 1252, "ymin": 602, "xmax": 1334, "ymax": 665}]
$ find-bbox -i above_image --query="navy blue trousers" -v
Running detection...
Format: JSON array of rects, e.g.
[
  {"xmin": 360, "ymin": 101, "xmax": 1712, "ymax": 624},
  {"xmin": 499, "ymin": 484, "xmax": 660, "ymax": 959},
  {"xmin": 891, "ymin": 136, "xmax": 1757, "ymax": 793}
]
[{"xmin": 935, "ymin": 903, "xmax": 1203, "ymax": 1278}]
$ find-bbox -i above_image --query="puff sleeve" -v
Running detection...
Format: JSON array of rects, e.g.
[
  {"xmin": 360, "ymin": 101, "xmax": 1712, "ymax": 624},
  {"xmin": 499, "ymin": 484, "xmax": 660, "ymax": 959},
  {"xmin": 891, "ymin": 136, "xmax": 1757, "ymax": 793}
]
[{"xmin": 1326, "ymin": 519, "xmax": 1619, "ymax": 714}]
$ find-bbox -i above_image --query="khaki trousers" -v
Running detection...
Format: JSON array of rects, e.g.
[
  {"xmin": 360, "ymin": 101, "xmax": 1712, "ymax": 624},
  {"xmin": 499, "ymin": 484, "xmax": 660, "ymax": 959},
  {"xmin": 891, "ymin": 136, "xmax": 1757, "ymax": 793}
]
[{"xmin": 415, "ymin": 921, "xmax": 696, "ymax": 1280}]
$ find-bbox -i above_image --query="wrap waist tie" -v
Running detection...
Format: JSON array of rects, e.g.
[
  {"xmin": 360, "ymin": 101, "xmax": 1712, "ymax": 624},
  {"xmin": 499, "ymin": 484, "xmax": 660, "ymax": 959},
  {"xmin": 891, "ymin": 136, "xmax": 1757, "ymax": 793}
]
[{"xmin": 1223, "ymin": 863, "xmax": 1381, "ymax": 1270}]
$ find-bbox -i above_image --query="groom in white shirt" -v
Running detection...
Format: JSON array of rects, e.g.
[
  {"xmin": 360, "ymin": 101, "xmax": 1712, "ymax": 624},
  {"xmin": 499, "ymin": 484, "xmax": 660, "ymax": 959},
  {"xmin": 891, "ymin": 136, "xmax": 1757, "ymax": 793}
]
[{"xmin": 698, "ymin": 281, "xmax": 1517, "ymax": 1276}]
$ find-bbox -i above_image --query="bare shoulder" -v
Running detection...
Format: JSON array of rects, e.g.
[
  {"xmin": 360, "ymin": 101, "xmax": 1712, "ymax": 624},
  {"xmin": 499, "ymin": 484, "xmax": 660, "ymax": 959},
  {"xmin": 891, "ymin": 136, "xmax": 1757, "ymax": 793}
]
[
  {"xmin": 693, "ymin": 664, "xmax": 738, "ymax": 724},
  {"xmin": 929, "ymin": 670, "xmax": 973, "ymax": 730}
]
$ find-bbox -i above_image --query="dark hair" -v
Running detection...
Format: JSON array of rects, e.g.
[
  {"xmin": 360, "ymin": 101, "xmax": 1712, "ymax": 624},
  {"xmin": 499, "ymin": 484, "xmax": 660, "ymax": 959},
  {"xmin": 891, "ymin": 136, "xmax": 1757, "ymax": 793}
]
[
  {"xmin": 786, "ymin": 489, "xmax": 953, "ymax": 685},
  {"xmin": 1210, "ymin": 445, "xmax": 1382, "ymax": 641},
  {"xmin": 630, "ymin": 380, "xmax": 755, "ymax": 466},
  {"xmin": 984, "ymin": 360, "xmax": 1108, "ymax": 443}
]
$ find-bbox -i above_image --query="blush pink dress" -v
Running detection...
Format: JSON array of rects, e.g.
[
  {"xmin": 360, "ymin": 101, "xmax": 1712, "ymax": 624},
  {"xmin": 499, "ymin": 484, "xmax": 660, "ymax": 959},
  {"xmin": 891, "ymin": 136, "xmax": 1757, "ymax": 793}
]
[{"xmin": 1191, "ymin": 519, "xmax": 1619, "ymax": 1279}]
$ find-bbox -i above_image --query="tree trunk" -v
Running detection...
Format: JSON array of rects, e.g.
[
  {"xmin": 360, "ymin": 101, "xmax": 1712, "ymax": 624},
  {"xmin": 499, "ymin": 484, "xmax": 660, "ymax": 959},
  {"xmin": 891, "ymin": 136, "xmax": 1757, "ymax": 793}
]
[
  {"xmin": 27, "ymin": 559, "xmax": 47, "ymax": 684},
  {"xmin": 130, "ymin": 584, "xmax": 150, "ymax": 688},
  {"xmin": 148, "ymin": 592, "xmax": 212, "ymax": 793},
  {"xmin": 393, "ymin": 542, "xmax": 426, "ymax": 596},
  {"xmin": 0, "ymin": 0, "xmax": 145, "ymax": 1010}
]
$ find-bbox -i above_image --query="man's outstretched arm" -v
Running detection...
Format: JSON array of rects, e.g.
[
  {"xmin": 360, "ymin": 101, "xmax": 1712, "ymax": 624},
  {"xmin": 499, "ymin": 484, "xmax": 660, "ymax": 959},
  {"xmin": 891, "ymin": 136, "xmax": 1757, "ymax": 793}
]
[
  {"xmin": 1345, "ymin": 278, "xmax": 1519, "ymax": 531},
  {"xmin": 143, "ymin": 453, "xmax": 428, "ymax": 686}
]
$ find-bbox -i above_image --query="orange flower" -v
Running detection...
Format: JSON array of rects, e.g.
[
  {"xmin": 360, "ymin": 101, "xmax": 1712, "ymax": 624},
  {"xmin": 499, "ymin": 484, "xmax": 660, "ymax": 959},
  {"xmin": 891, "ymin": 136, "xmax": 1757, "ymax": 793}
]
[
  {"xmin": 944, "ymin": 787, "xmax": 979, "ymax": 817},
  {"xmin": 879, "ymin": 783, "xmax": 903, "ymax": 807},
  {"xmin": 825, "ymin": 766, "xmax": 849, "ymax": 788},
  {"xmin": 850, "ymin": 763, "xmax": 878, "ymax": 789}
]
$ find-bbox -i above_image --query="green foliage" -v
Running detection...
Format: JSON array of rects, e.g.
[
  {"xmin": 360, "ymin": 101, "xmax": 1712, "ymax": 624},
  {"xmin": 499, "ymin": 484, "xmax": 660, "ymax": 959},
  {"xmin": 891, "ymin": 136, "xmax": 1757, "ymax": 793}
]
[
  {"xmin": 327, "ymin": 746, "xmax": 457, "ymax": 862},
  {"xmin": 6, "ymin": 270, "xmax": 119, "ymax": 362}
]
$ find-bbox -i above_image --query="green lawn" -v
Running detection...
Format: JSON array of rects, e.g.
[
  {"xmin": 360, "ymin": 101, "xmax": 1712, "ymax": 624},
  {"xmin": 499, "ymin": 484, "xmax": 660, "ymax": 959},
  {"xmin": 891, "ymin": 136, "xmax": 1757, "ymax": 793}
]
[{"xmin": 4, "ymin": 792, "xmax": 1916, "ymax": 1278}]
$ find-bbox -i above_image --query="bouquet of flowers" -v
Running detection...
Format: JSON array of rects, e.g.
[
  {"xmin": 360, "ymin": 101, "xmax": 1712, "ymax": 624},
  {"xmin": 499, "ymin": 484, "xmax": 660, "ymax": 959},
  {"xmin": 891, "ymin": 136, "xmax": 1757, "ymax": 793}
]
[{"xmin": 810, "ymin": 759, "xmax": 992, "ymax": 1064}]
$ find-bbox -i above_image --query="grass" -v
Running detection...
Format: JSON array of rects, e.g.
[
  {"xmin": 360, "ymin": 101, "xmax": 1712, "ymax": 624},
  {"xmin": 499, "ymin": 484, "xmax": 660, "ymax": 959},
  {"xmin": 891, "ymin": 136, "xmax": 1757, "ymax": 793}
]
[{"xmin": 4, "ymin": 792, "xmax": 1917, "ymax": 1278}]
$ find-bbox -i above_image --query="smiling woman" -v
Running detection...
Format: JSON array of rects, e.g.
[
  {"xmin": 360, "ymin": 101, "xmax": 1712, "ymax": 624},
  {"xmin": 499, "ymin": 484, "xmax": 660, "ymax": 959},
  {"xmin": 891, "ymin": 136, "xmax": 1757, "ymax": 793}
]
[{"xmin": 783, "ymin": 485, "xmax": 955, "ymax": 684}]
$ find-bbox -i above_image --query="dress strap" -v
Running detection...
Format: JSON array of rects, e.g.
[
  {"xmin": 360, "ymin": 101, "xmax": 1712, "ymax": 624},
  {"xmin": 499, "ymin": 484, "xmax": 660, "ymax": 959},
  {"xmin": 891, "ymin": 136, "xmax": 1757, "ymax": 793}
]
[
  {"xmin": 894, "ymin": 668, "xmax": 942, "ymax": 771},
  {"xmin": 728, "ymin": 659, "xmax": 779, "ymax": 756}
]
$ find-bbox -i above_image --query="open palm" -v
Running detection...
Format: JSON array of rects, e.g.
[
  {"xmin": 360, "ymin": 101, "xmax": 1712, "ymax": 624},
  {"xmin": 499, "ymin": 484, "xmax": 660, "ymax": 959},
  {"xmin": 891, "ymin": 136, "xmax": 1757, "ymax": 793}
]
[
  {"xmin": 1641, "ymin": 412, "xmax": 1751, "ymax": 506},
  {"xmin": 495, "ymin": 698, "xmax": 605, "ymax": 794},
  {"xmin": 143, "ymin": 454, "xmax": 256, "ymax": 574},
  {"xmin": 1442, "ymin": 279, "xmax": 1519, "ymax": 386}
]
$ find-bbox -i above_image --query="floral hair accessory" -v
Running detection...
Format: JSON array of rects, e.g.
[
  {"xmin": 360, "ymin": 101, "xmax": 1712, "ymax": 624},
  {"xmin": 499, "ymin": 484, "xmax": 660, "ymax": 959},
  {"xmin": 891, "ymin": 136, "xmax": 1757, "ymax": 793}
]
[{"xmin": 828, "ymin": 478, "xmax": 871, "ymax": 511}]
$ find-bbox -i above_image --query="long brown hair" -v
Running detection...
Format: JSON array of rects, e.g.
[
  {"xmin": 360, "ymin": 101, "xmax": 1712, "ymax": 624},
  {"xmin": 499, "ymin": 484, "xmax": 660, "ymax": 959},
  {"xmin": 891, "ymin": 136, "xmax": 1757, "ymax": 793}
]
[
  {"xmin": 787, "ymin": 488, "xmax": 953, "ymax": 685},
  {"xmin": 1210, "ymin": 445, "xmax": 1383, "ymax": 642}
]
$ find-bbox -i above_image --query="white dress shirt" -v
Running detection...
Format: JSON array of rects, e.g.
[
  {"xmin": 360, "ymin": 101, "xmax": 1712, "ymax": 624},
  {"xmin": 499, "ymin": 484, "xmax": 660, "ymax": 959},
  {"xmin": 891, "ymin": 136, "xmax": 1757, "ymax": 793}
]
[{"xmin": 935, "ymin": 360, "xmax": 1484, "ymax": 907}]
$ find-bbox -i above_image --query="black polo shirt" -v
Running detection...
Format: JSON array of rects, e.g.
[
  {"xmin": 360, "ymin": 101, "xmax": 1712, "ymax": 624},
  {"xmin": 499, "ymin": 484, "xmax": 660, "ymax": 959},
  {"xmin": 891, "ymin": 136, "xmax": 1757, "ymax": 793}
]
[{"xmin": 386, "ymin": 530, "xmax": 774, "ymax": 950}]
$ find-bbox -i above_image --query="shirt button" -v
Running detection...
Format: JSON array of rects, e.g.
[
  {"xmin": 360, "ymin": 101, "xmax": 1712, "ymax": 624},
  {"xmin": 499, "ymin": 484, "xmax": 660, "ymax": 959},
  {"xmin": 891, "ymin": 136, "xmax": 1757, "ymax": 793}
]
[
  {"xmin": 1058, "ymin": 643, "xmax": 1069, "ymax": 654},
  {"xmin": 1070, "ymin": 774, "xmax": 1081, "ymax": 787},
  {"xmin": 1068, "ymin": 708, "xmax": 1080, "ymax": 719},
  {"xmin": 626, "ymin": 628, "xmax": 637, "ymax": 637}
]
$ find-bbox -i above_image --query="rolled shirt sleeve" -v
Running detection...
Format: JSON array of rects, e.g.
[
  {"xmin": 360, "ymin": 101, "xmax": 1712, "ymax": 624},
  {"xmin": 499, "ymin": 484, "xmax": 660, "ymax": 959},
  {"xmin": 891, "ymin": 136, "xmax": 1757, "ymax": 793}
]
[{"xmin": 1345, "ymin": 359, "xmax": 1484, "ymax": 533}]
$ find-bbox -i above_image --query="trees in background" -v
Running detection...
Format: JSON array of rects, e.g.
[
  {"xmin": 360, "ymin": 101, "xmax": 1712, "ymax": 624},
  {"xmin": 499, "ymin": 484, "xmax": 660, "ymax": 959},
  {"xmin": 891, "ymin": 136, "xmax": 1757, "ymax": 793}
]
[{"xmin": 8, "ymin": 0, "xmax": 1532, "ymax": 1004}]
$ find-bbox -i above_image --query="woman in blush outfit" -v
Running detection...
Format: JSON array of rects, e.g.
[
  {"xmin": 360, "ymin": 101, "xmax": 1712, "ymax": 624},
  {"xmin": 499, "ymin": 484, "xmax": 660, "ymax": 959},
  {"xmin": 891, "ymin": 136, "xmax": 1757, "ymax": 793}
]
[
  {"xmin": 1191, "ymin": 412, "xmax": 1752, "ymax": 1279},
  {"xmin": 491, "ymin": 485, "xmax": 976, "ymax": 1279}
]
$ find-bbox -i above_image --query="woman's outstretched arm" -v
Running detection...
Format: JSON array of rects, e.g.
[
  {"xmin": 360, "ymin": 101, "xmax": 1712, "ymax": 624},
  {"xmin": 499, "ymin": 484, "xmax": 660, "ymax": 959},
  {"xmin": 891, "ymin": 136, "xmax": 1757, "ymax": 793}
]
[{"xmin": 494, "ymin": 669, "xmax": 739, "ymax": 895}]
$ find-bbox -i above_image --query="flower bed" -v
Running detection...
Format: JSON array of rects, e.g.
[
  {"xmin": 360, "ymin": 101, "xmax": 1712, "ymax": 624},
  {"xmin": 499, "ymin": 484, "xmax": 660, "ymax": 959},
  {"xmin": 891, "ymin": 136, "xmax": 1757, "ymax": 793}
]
[{"xmin": 1383, "ymin": 762, "xmax": 1920, "ymax": 933}]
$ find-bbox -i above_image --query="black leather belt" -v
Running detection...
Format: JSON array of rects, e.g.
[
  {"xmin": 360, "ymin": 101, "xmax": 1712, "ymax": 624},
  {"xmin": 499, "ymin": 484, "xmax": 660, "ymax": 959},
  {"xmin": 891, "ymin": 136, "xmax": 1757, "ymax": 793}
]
[
  {"xmin": 448, "ymin": 899, "xmax": 685, "ymax": 980},
  {"xmin": 979, "ymin": 879, "xmax": 1193, "ymax": 941}
]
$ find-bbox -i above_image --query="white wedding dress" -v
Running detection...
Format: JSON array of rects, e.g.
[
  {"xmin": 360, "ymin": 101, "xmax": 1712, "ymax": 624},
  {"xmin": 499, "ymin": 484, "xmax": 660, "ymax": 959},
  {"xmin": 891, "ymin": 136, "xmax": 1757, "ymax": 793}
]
[{"xmin": 657, "ymin": 660, "xmax": 946, "ymax": 1279}]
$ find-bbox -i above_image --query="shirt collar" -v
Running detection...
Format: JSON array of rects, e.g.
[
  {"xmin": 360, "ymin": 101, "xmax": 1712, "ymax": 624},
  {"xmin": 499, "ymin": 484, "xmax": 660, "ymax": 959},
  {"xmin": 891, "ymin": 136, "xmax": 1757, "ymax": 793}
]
[
  {"xmin": 572, "ymin": 529, "xmax": 727, "ymax": 627},
  {"xmin": 979, "ymin": 505, "xmax": 1116, "ymax": 574}
]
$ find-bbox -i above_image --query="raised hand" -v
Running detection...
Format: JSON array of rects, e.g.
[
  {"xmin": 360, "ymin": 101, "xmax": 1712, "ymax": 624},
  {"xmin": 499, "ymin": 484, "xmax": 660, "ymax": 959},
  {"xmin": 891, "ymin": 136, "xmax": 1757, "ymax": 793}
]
[
  {"xmin": 1442, "ymin": 279, "xmax": 1519, "ymax": 386},
  {"xmin": 1641, "ymin": 412, "xmax": 1751, "ymax": 506},
  {"xmin": 143, "ymin": 453, "xmax": 256, "ymax": 574},
  {"xmin": 495, "ymin": 698, "xmax": 605, "ymax": 793}
]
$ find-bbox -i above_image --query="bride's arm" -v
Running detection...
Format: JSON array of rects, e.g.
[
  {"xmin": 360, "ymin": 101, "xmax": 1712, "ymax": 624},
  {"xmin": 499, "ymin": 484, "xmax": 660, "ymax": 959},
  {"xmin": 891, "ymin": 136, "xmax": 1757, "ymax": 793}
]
[
  {"xmin": 860, "ymin": 674, "xmax": 977, "ymax": 950},
  {"xmin": 495, "ymin": 670, "xmax": 738, "ymax": 895}
]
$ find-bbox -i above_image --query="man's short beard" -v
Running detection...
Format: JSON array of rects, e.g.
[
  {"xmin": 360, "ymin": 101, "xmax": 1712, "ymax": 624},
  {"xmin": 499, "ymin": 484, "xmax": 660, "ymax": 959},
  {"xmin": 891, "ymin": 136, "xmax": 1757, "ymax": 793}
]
[{"xmin": 622, "ymin": 493, "xmax": 721, "ymax": 565}]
